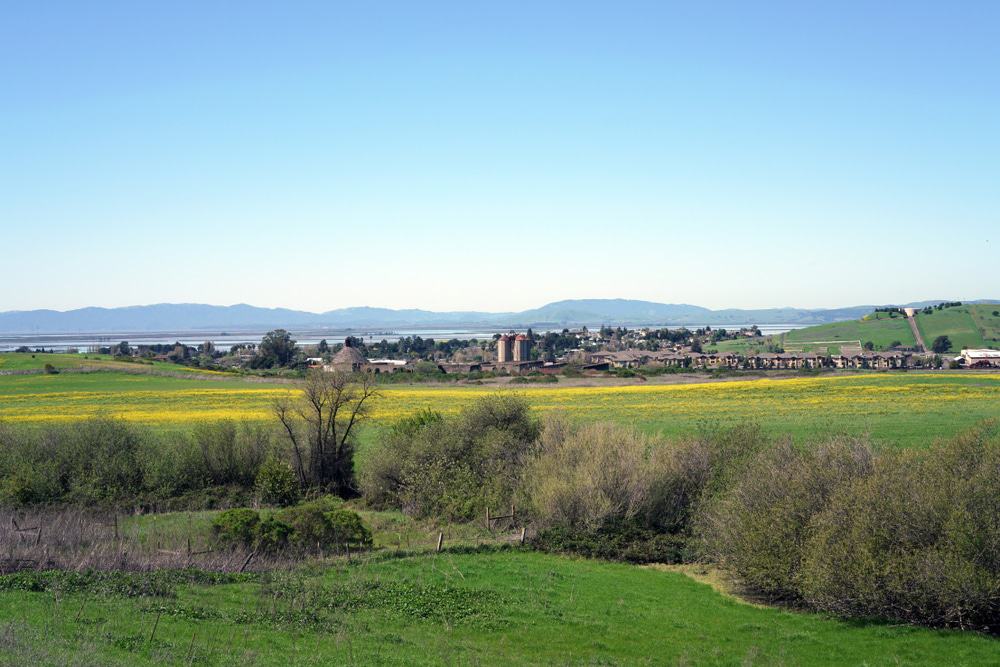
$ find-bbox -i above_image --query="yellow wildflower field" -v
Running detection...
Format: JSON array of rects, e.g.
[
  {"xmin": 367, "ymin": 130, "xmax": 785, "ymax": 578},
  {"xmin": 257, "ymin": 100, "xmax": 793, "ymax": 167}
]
[{"xmin": 0, "ymin": 372, "xmax": 997, "ymax": 446}]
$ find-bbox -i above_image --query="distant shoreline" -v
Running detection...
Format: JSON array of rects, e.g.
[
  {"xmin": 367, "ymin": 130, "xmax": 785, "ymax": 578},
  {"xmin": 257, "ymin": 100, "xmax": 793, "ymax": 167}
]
[{"xmin": 0, "ymin": 323, "xmax": 805, "ymax": 352}]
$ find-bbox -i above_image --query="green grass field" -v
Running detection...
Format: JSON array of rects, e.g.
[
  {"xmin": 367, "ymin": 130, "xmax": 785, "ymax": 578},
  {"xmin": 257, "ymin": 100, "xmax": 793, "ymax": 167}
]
[
  {"xmin": 2, "ymin": 370, "xmax": 999, "ymax": 447},
  {"xmin": 713, "ymin": 304, "xmax": 1000, "ymax": 355},
  {"xmin": 2, "ymin": 355, "xmax": 1000, "ymax": 663},
  {"xmin": 916, "ymin": 304, "xmax": 1000, "ymax": 351},
  {"xmin": 2, "ymin": 550, "xmax": 998, "ymax": 666},
  {"xmin": 772, "ymin": 304, "xmax": 1000, "ymax": 354},
  {"xmin": 783, "ymin": 311, "xmax": 917, "ymax": 352},
  {"xmin": 0, "ymin": 352, "xmax": 225, "ymax": 376}
]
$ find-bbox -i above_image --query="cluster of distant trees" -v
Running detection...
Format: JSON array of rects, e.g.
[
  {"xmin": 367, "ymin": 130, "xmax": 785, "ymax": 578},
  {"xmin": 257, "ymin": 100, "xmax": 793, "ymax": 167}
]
[
  {"xmin": 355, "ymin": 335, "xmax": 480, "ymax": 360},
  {"xmin": 535, "ymin": 329, "xmax": 580, "ymax": 361},
  {"xmin": 922, "ymin": 301, "xmax": 963, "ymax": 315},
  {"xmin": 249, "ymin": 329, "xmax": 301, "ymax": 369}
]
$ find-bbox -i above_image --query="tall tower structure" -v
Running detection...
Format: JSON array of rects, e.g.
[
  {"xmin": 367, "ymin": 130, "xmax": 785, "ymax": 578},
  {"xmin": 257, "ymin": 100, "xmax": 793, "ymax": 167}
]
[
  {"xmin": 513, "ymin": 334, "xmax": 530, "ymax": 362},
  {"xmin": 497, "ymin": 335, "xmax": 513, "ymax": 363}
]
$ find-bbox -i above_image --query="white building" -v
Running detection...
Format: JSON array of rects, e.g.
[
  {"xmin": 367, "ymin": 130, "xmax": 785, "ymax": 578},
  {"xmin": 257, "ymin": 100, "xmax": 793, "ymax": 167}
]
[{"xmin": 959, "ymin": 349, "xmax": 1000, "ymax": 368}]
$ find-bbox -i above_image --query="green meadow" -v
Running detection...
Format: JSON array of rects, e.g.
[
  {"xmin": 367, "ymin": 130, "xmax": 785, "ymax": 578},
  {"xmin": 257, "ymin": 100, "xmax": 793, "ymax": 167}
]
[
  {"xmin": 2, "ymin": 353, "xmax": 1000, "ymax": 665},
  {"xmin": 0, "ymin": 352, "xmax": 223, "ymax": 375},
  {"xmin": 2, "ymin": 550, "xmax": 999, "ymax": 666},
  {"xmin": 1, "ymin": 369, "xmax": 999, "ymax": 447},
  {"xmin": 715, "ymin": 304, "xmax": 1000, "ymax": 354},
  {"xmin": 915, "ymin": 304, "xmax": 1000, "ymax": 351}
]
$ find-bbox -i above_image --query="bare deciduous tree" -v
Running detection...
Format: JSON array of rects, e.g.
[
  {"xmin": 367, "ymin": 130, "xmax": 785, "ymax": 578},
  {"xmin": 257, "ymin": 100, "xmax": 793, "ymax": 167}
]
[{"xmin": 274, "ymin": 369, "xmax": 378, "ymax": 495}]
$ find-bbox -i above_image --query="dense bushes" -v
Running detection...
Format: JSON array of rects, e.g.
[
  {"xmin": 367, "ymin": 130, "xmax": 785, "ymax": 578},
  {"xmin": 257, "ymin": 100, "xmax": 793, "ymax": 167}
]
[
  {"xmin": 531, "ymin": 523, "xmax": 688, "ymax": 564},
  {"xmin": 212, "ymin": 498, "xmax": 372, "ymax": 554},
  {"xmin": 4, "ymin": 395, "xmax": 999, "ymax": 634},
  {"xmin": 696, "ymin": 438, "xmax": 875, "ymax": 601},
  {"xmin": 523, "ymin": 418, "xmax": 657, "ymax": 531},
  {"xmin": 524, "ymin": 418, "xmax": 766, "ymax": 538},
  {"xmin": 520, "ymin": 415, "xmax": 1000, "ymax": 631},
  {"xmin": 0, "ymin": 417, "xmax": 277, "ymax": 508},
  {"xmin": 697, "ymin": 422, "xmax": 1000, "ymax": 632},
  {"xmin": 0, "ymin": 418, "xmax": 146, "ymax": 504},
  {"xmin": 193, "ymin": 420, "xmax": 270, "ymax": 487},
  {"xmin": 359, "ymin": 395, "xmax": 539, "ymax": 520}
]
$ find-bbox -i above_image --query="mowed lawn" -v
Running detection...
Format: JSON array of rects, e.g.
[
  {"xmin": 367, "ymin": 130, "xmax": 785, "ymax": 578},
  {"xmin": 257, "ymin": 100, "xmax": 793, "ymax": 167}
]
[
  {"xmin": 2, "ymin": 550, "xmax": 999, "ymax": 666},
  {"xmin": 1, "ymin": 371, "xmax": 999, "ymax": 446}
]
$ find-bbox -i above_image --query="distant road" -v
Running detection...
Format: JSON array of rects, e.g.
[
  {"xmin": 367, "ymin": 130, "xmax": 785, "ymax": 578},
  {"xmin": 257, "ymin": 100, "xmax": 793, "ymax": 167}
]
[{"xmin": 905, "ymin": 310, "xmax": 927, "ymax": 352}]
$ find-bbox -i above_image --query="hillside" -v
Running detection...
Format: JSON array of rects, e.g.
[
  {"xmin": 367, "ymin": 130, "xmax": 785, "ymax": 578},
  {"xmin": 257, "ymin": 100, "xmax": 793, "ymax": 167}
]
[
  {"xmin": 4, "ymin": 299, "xmax": 1000, "ymax": 333},
  {"xmin": 915, "ymin": 303, "xmax": 1000, "ymax": 351},
  {"xmin": 735, "ymin": 304, "xmax": 1000, "ymax": 354}
]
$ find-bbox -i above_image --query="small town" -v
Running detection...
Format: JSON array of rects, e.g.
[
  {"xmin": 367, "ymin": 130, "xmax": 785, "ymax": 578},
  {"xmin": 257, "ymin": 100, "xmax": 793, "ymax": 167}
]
[
  {"xmin": 316, "ymin": 334, "xmax": 1000, "ymax": 375},
  {"xmin": 24, "ymin": 316, "xmax": 998, "ymax": 379}
]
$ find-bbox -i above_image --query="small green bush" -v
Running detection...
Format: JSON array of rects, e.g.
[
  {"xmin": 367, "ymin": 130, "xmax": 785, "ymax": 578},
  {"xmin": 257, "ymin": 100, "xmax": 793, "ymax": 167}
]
[
  {"xmin": 253, "ymin": 516, "xmax": 294, "ymax": 553},
  {"xmin": 255, "ymin": 456, "xmax": 300, "ymax": 507},
  {"xmin": 358, "ymin": 394, "xmax": 539, "ymax": 521},
  {"xmin": 325, "ymin": 509, "xmax": 373, "ymax": 549},
  {"xmin": 212, "ymin": 508, "xmax": 261, "ymax": 547},
  {"xmin": 277, "ymin": 496, "xmax": 371, "ymax": 553}
]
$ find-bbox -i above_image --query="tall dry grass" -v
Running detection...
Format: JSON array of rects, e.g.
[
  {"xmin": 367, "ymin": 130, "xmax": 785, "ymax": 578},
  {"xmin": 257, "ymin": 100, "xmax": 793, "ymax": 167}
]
[{"xmin": 0, "ymin": 507, "xmax": 275, "ymax": 573}]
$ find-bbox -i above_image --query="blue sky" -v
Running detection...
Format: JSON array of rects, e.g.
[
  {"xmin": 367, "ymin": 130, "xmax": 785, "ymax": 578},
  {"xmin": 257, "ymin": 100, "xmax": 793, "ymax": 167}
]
[{"xmin": 1, "ymin": 2, "xmax": 997, "ymax": 312}]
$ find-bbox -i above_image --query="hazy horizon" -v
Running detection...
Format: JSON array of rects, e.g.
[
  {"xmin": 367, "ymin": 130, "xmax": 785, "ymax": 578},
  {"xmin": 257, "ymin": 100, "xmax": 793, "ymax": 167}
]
[
  {"xmin": 4, "ymin": 295, "xmax": 1000, "ymax": 317},
  {"xmin": 2, "ymin": 3, "xmax": 997, "ymax": 312}
]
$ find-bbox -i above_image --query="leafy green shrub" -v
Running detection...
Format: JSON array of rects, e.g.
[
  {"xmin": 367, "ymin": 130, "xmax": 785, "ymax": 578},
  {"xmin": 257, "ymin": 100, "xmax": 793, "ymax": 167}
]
[
  {"xmin": 277, "ymin": 496, "xmax": 371, "ymax": 553},
  {"xmin": 357, "ymin": 409, "xmax": 442, "ymax": 509},
  {"xmin": 253, "ymin": 516, "xmax": 294, "ymax": 553},
  {"xmin": 141, "ymin": 436, "xmax": 206, "ymax": 500},
  {"xmin": 210, "ymin": 501, "xmax": 370, "ymax": 554},
  {"xmin": 325, "ymin": 509, "xmax": 373, "ymax": 549},
  {"xmin": 43, "ymin": 363, "xmax": 58, "ymax": 374},
  {"xmin": 359, "ymin": 394, "xmax": 539, "ymax": 520},
  {"xmin": 212, "ymin": 508, "xmax": 261, "ymax": 547},
  {"xmin": 193, "ymin": 420, "xmax": 271, "ymax": 487},
  {"xmin": 0, "ymin": 462, "xmax": 62, "ymax": 505},
  {"xmin": 255, "ymin": 456, "xmax": 300, "ymax": 507},
  {"xmin": 57, "ymin": 418, "xmax": 147, "ymax": 502},
  {"xmin": 0, "ymin": 418, "xmax": 273, "ymax": 508}
]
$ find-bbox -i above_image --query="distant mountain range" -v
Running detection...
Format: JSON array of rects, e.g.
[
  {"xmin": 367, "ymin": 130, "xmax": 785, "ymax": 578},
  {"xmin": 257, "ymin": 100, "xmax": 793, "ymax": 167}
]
[{"xmin": 1, "ymin": 299, "xmax": 997, "ymax": 333}]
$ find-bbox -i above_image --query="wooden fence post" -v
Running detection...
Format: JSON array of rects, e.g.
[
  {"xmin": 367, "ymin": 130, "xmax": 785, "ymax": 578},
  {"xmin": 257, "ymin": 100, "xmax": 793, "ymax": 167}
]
[{"xmin": 436, "ymin": 532, "xmax": 444, "ymax": 552}]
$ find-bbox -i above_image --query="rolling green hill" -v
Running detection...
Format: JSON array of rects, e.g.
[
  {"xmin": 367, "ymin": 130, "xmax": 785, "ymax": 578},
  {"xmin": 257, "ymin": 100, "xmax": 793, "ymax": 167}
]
[
  {"xmin": 784, "ymin": 310, "xmax": 916, "ymax": 352},
  {"xmin": 915, "ymin": 304, "xmax": 1000, "ymax": 351},
  {"xmin": 751, "ymin": 304, "xmax": 1000, "ymax": 354}
]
